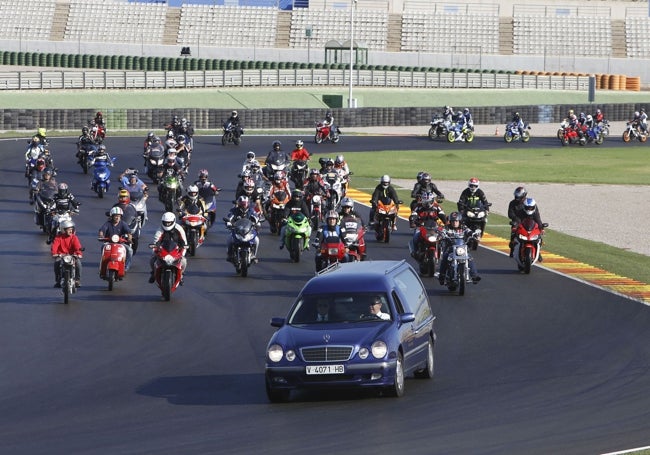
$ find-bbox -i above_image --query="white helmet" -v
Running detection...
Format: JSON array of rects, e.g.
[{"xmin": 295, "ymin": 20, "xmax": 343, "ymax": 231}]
[
  {"xmin": 380, "ymin": 175, "xmax": 390, "ymax": 187},
  {"xmin": 109, "ymin": 206, "xmax": 123, "ymax": 217},
  {"xmin": 161, "ymin": 212, "xmax": 176, "ymax": 231},
  {"xmin": 187, "ymin": 184, "xmax": 199, "ymax": 201}
]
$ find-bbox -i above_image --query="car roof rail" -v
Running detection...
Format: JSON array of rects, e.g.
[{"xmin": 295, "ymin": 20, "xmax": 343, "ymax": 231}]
[
  {"xmin": 316, "ymin": 262, "xmax": 341, "ymax": 276},
  {"xmin": 385, "ymin": 259, "xmax": 406, "ymax": 275}
]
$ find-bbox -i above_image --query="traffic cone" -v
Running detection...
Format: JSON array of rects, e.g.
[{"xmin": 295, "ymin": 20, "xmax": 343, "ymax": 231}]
[{"xmin": 494, "ymin": 126, "xmax": 499, "ymax": 136}]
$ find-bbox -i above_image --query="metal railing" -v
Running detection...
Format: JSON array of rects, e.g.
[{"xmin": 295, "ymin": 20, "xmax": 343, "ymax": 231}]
[{"xmin": 0, "ymin": 69, "xmax": 591, "ymax": 91}]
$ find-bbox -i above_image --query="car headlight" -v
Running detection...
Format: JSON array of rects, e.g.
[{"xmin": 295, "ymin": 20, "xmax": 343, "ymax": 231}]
[
  {"xmin": 358, "ymin": 347, "xmax": 369, "ymax": 359},
  {"xmin": 268, "ymin": 344, "xmax": 284, "ymax": 363},
  {"xmin": 371, "ymin": 341, "xmax": 387, "ymax": 359}
]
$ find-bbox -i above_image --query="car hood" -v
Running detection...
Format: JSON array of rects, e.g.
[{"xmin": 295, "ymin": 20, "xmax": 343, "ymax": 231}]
[{"xmin": 274, "ymin": 323, "xmax": 392, "ymax": 347}]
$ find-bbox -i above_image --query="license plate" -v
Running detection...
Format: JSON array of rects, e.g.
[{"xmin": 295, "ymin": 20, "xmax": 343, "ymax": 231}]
[{"xmin": 305, "ymin": 364, "xmax": 345, "ymax": 375}]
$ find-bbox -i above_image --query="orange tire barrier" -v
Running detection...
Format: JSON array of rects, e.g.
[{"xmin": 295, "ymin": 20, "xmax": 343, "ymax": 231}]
[{"xmin": 626, "ymin": 76, "xmax": 641, "ymax": 91}]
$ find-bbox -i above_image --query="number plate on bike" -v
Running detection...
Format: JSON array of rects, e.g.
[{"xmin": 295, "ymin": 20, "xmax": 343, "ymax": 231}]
[{"xmin": 306, "ymin": 365, "xmax": 345, "ymax": 375}]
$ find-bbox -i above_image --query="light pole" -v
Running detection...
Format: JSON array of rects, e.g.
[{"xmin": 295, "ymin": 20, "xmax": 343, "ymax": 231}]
[{"xmin": 348, "ymin": 0, "xmax": 357, "ymax": 108}]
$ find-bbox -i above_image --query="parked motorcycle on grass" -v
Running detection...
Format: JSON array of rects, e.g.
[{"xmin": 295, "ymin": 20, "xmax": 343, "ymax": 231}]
[
  {"xmin": 315, "ymin": 122, "xmax": 340, "ymax": 144},
  {"xmin": 227, "ymin": 218, "xmax": 259, "ymax": 277},
  {"xmin": 512, "ymin": 219, "xmax": 548, "ymax": 274},
  {"xmin": 149, "ymin": 238, "xmax": 185, "ymax": 301},
  {"xmin": 98, "ymin": 235, "xmax": 129, "ymax": 291}
]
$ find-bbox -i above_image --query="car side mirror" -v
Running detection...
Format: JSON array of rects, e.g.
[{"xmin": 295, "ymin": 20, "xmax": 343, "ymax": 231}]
[{"xmin": 270, "ymin": 317, "xmax": 285, "ymax": 328}]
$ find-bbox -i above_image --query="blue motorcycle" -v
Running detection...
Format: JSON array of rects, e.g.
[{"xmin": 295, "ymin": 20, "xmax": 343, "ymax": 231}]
[
  {"xmin": 90, "ymin": 156, "xmax": 115, "ymax": 198},
  {"xmin": 585, "ymin": 125, "xmax": 605, "ymax": 145}
]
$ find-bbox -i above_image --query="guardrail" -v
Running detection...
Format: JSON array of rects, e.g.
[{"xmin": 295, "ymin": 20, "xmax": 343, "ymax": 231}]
[{"xmin": 0, "ymin": 69, "xmax": 591, "ymax": 91}]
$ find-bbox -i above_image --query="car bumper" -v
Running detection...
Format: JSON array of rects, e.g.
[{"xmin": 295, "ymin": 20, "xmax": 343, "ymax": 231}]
[{"xmin": 265, "ymin": 359, "xmax": 397, "ymax": 390}]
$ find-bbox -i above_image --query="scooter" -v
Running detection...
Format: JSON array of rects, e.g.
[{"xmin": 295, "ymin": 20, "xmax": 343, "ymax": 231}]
[
  {"xmin": 98, "ymin": 235, "xmax": 129, "ymax": 291},
  {"xmin": 90, "ymin": 156, "xmax": 115, "ymax": 198},
  {"xmin": 512, "ymin": 219, "xmax": 548, "ymax": 274}
]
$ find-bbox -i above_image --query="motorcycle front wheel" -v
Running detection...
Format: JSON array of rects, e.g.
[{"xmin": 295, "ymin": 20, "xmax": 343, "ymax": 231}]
[
  {"xmin": 521, "ymin": 131, "xmax": 531, "ymax": 143},
  {"xmin": 162, "ymin": 269, "xmax": 172, "ymax": 301},
  {"xmin": 464, "ymin": 131, "xmax": 475, "ymax": 143},
  {"xmin": 639, "ymin": 134, "xmax": 647, "ymax": 143},
  {"xmin": 188, "ymin": 230, "xmax": 197, "ymax": 256},
  {"xmin": 458, "ymin": 263, "xmax": 466, "ymax": 296},
  {"xmin": 428, "ymin": 127, "xmax": 435, "ymax": 140},
  {"xmin": 622, "ymin": 131, "xmax": 631, "ymax": 142},
  {"xmin": 221, "ymin": 133, "xmax": 228, "ymax": 146},
  {"xmin": 289, "ymin": 236, "xmax": 301, "ymax": 263},
  {"xmin": 314, "ymin": 133, "xmax": 323, "ymax": 144},
  {"xmin": 331, "ymin": 134, "xmax": 340, "ymax": 144},
  {"xmin": 107, "ymin": 269, "xmax": 116, "ymax": 291},
  {"xmin": 524, "ymin": 248, "xmax": 533, "ymax": 274},
  {"xmin": 239, "ymin": 250, "xmax": 249, "ymax": 277},
  {"xmin": 63, "ymin": 269, "xmax": 71, "ymax": 304},
  {"xmin": 446, "ymin": 131, "xmax": 455, "ymax": 143},
  {"xmin": 503, "ymin": 133, "xmax": 513, "ymax": 143}
]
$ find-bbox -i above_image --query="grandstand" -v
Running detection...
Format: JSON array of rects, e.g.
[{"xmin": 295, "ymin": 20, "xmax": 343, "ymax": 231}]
[{"xmin": 0, "ymin": 0, "xmax": 648, "ymax": 83}]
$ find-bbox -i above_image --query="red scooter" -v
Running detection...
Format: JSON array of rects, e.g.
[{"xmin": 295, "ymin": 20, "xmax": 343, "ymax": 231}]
[
  {"xmin": 314, "ymin": 122, "xmax": 340, "ymax": 144},
  {"xmin": 98, "ymin": 235, "xmax": 128, "ymax": 290},
  {"xmin": 512, "ymin": 219, "xmax": 549, "ymax": 274},
  {"xmin": 149, "ymin": 238, "xmax": 184, "ymax": 301}
]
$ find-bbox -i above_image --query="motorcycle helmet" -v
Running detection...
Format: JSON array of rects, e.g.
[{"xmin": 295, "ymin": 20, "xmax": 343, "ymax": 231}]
[
  {"xmin": 231, "ymin": 110, "xmax": 238, "ymax": 118},
  {"xmin": 381, "ymin": 175, "xmax": 391, "ymax": 187},
  {"xmin": 341, "ymin": 197, "xmax": 354, "ymax": 209},
  {"xmin": 334, "ymin": 155, "xmax": 345, "ymax": 166},
  {"xmin": 165, "ymin": 139, "xmax": 177, "ymax": 150},
  {"xmin": 118, "ymin": 189, "xmax": 130, "ymax": 204},
  {"xmin": 579, "ymin": 112, "xmax": 586, "ymax": 120},
  {"xmin": 166, "ymin": 156, "xmax": 177, "ymax": 166},
  {"xmin": 243, "ymin": 178, "xmax": 255, "ymax": 195},
  {"xmin": 325, "ymin": 158, "xmax": 334, "ymax": 169},
  {"xmin": 569, "ymin": 114, "xmax": 577, "ymax": 122},
  {"xmin": 467, "ymin": 177, "xmax": 480, "ymax": 193},
  {"xmin": 97, "ymin": 144, "xmax": 107, "ymax": 154},
  {"xmin": 147, "ymin": 131, "xmax": 155, "ymax": 140},
  {"xmin": 246, "ymin": 151, "xmax": 255, "ymax": 160},
  {"xmin": 250, "ymin": 160, "xmax": 260, "ymax": 172},
  {"xmin": 326, "ymin": 210, "xmax": 338, "ymax": 226},
  {"xmin": 161, "ymin": 212, "xmax": 176, "ymax": 231},
  {"xmin": 634, "ymin": 111, "xmax": 640, "ymax": 118},
  {"xmin": 421, "ymin": 172, "xmax": 431, "ymax": 185},
  {"xmin": 31, "ymin": 136, "xmax": 40, "ymax": 145},
  {"xmin": 523, "ymin": 197, "xmax": 537, "ymax": 215},
  {"xmin": 237, "ymin": 195, "xmax": 249, "ymax": 211},
  {"xmin": 240, "ymin": 169, "xmax": 252, "ymax": 179},
  {"xmin": 96, "ymin": 111, "xmax": 103, "ymax": 117},
  {"xmin": 82, "ymin": 126, "xmax": 89, "ymax": 135},
  {"xmin": 181, "ymin": 117, "xmax": 187, "ymax": 124},
  {"xmin": 42, "ymin": 168, "xmax": 53, "ymax": 179},
  {"xmin": 325, "ymin": 111, "xmax": 332, "ymax": 120},
  {"xmin": 110, "ymin": 206, "xmax": 123, "ymax": 217},
  {"xmin": 57, "ymin": 183, "xmax": 69, "ymax": 197},
  {"xmin": 586, "ymin": 114, "xmax": 593, "ymax": 122},
  {"xmin": 177, "ymin": 135, "xmax": 186, "ymax": 144},
  {"xmin": 568, "ymin": 109, "xmax": 574, "ymax": 117},
  {"xmin": 291, "ymin": 189, "xmax": 303, "ymax": 202},
  {"xmin": 167, "ymin": 130, "xmax": 174, "ymax": 139},
  {"xmin": 641, "ymin": 108, "xmax": 646, "ymax": 114},
  {"xmin": 416, "ymin": 171, "xmax": 425, "ymax": 183},
  {"xmin": 272, "ymin": 140, "xmax": 281, "ymax": 151},
  {"xmin": 596, "ymin": 109, "xmax": 602, "ymax": 115},
  {"xmin": 448, "ymin": 211, "xmax": 462, "ymax": 227},
  {"xmin": 198, "ymin": 169, "xmax": 209, "ymax": 180},
  {"xmin": 421, "ymin": 192, "xmax": 434, "ymax": 208},
  {"xmin": 513, "ymin": 112, "xmax": 520, "ymax": 121},
  {"xmin": 187, "ymin": 185, "xmax": 199, "ymax": 202},
  {"xmin": 309, "ymin": 168, "xmax": 320, "ymax": 179},
  {"xmin": 60, "ymin": 219, "xmax": 75, "ymax": 232},
  {"xmin": 463, "ymin": 108, "xmax": 469, "ymax": 115},
  {"xmin": 295, "ymin": 140, "xmax": 304, "ymax": 149},
  {"xmin": 514, "ymin": 186, "xmax": 527, "ymax": 201},
  {"xmin": 273, "ymin": 171, "xmax": 283, "ymax": 184}
]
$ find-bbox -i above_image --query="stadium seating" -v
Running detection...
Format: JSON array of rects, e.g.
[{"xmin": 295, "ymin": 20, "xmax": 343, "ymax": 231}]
[{"xmin": 0, "ymin": 0, "xmax": 56, "ymax": 41}]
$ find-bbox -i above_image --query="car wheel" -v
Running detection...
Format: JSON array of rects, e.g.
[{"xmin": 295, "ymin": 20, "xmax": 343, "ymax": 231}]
[
  {"xmin": 414, "ymin": 337, "xmax": 434, "ymax": 379},
  {"xmin": 388, "ymin": 352, "xmax": 405, "ymax": 397}
]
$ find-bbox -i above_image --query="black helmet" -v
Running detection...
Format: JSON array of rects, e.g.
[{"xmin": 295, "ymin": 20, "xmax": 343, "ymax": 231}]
[
  {"xmin": 448, "ymin": 211, "xmax": 462, "ymax": 224},
  {"xmin": 514, "ymin": 186, "xmax": 527, "ymax": 200},
  {"xmin": 291, "ymin": 189, "xmax": 303, "ymax": 200},
  {"xmin": 272, "ymin": 140, "xmax": 281, "ymax": 151},
  {"xmin": 82, "ymin": 126, "xmax": 89, "ymax": 134},
  {"xmin": 57, "ymin": 182, "xmax": 69, "ymax": 197}
]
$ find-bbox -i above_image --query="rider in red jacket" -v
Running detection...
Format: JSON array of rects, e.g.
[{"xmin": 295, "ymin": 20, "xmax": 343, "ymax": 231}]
[{"xmin": 51, "ymin": 219, "xmax": 84, "ymax": 288}]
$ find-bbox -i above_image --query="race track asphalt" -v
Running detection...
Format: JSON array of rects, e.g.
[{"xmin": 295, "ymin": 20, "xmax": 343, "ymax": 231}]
[{"xmin": 1, "ymin": 134, "xmax": 650, "ymax": 455}]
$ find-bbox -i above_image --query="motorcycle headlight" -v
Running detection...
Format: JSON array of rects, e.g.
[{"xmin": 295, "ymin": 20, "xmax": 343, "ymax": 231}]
[
  {"xmin": 163, "ymin": 254, "xmax": 175, "ymax": 265},
  {"xmin": 466, "ymin": 211, "xmax": 476, "ymax": 218},
  {"xmin": 518, "ymin": 234, "xmax": 528, "ymax": 241},
  {"xmin": 62, "ymin": 255, "xmax": 74, "ymax": 265},
  {"xmin": 98, "ymin": 171, "xmax": 108, "ymax": 179},
  {"xmin": 327, "ymin": 247, "xmax": 340, "ymax": 255},
  {"xmin": 529, "ymin": 235, "xmax": 539, "ymax": 240},
  {"xmin": 268, "ymin": 344, "xmax": 284, "ymax": 363},
  {"xmin": 371, "ymin": 341, "xmax": 387, "ymax": 359},
  {"xmin": 426, "ymin": 234, "xmax": 438, "ymax": 242},
  {"xmin": 455, "ymin": 246, "xmax": 466, "ymax": 256}
]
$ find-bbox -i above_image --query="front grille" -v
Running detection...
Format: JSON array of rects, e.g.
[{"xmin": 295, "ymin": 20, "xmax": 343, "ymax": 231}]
[{"xmin": 301, "ymin": 346, "xmax": 353, "ymax": 362}]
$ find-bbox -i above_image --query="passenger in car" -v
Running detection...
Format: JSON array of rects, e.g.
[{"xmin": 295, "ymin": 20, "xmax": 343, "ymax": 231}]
[{"xmin": 316, "ymin": 301, "xmax": 330, "ymax": 322}]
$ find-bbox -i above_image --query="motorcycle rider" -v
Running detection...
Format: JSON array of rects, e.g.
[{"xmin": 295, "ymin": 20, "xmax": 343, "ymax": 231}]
[
  {"xmin": 594, "ymin": 108, "xmax": 604, "ymax": 124},
  {"xmin": 224, "ymin": 195, "xmax": 260, "ymax": 263},
  {"xmin": 51, "ymin": 219, "xmax": 83, "ymax": 288},
  {"xmin": 322, "ymin": 110, "xmax": 341, "ymax": 136},
  {"xmin": 225, "ymin": 110, "xmax": 243, "ymax": 136},
  {"xmin": 457, "ymin": 177, "xmax": 490, "ymax": 216},
  {"xmin": 31, "ymin": 166, "xmax": 57, "ymax": 207},
  {"xmin": 314, "ymin": 210, "xmax": 349, "ymax": 270},
  {"xmin": 510, "ymin": 111, "xmax": 525, "ymax": 137},
  {"xmin": 461, "ymin": 108, "xmax": 474, "ymax": 130},
  {"xmin": 338, "ymin": 197, "xmax": 364, "ymax": 225},
  {"xmin": 148, "ymin": 212, "xmax": 188, "ymax": 283},
  {"xmin": 93, "ymin": 111, "xmax": 105, "ymax": 130},
  {"xmin": 91, "ymin": 144, "xmax": 113, "ymax": 168},
  {"xmin": 409, "ymin": 192, "xmax": 446, "ymax": 259},
  {"xmin": 264, "ymin": 140, "xmax": 290, "ymax": 181},
  {"xmin": 508, "ymin": 191, "xmax": 545, "ymax": 260},
  {"xmin": 369, "ymin": 175, "xmax": 400, "ymax": 230},
  {"xmin": 438, "ymin": 212, "xmax": 481, "ymax": 285},
  {"xmin": 112, "ymin": 189, "xmax": 139, "ymax": 232},
  {"xmin": 194, "ymin": 169, "xmax": 221, "ymax": 226},
  {"xmin": 76, "ymin": 126, "xmax": 96, "ymax": 164},
  {"xmin": 177, "ymin": 184, "xmax": 209, "ymax": 242},
  {"xmin": 50, "ymin": 183, "xmax": 81, "ymax": 235},
  {"xmin": 279, "ymin": 189, "xmax": 311, "ymax": 249},
  {"xmin": 639, "ymin": 108, "xmax": 648, "ymax": 133},
  {"xmin": 442, "ymin": 105, "xmax": 454, "ymax": 122},
  {"xmin": 98, "ymin": 206, "xmax": 133, "ymax": 271},
  {"xmin": 175, "ymin": 134, "xmax": 191, "ymax": 168},
  {"xmin": 291, "ymin": 140, "xmax": 310, "ymax": 162},
  {"xmin": 410, "ymin": 171, "xmax": 445, "ymax": 212},
  {"xmin": 242, "ymin": 151, "xmax": 256, "ymax": 173}
]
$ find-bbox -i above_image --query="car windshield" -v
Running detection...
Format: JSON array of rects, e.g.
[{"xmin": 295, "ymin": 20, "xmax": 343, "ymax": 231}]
[{"xmin": 288, "ymin": 293, "xmax": 392, "ymax": 325}]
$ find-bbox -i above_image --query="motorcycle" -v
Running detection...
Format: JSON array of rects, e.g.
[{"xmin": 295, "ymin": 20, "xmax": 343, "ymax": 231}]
[
  {"xmin": 559, "ymin": 124, "xmax": 586, "ymax": 146},
  {"xmin": 428, "ymin": 115, "xmax": 452, "ymax": 140},
  {"xmin": 459, "ymin": 202, "xmax": 492, "ymax": 250},
  {"xmin": 34, "ymin": 185, "xmax": 56, "ymax": 230},
  {"xmin": 598, "ymin": 119, "xmax": 610, "ymax": 138},
  {"xmin": 283, "ymin": 211, "xmax": 312, "ymax": 263},
  {"xmin": 149, "ymin": 238, "xmax": 185, "ymax": 301},
  {"xmin": 267, "ymin": 189, "xmax": 290, "ymax": 235},
  {"xmin": 180, "ymin": 207, "xmax": 208, "ymax": 257},
  {"xmin": 622, "ymin": 122, "xmax": 647, "ymax": 143},
  {"xmin": 77, "ymin": 142, "xmax": 97, "ymax": 174},
  {"xmin": 56, "ymin": 253, "xmax": 82, "ymax": 304},
  {"xmin": 322, "ymin": 171, "xmax": 344, "ymax": 211},
  {"xmin": 447, "ymin": 124, "xmax": 475, "ymax": 143},
  {"xmin": 512, "ymin": 219, "xmax": 548, "ymax": 274},
  {"xmin": 222, "ymin": 121, "xmax": 243, "ymax": 146},
  {"xmin": 159, "ymin": 172, "xmax": 181, "ymax": 213},
  {"xmin": 315, "ymin": 121, "xmax": 340, "ymax": 144},
  {"xmin": 98, "ymin": 235, "xmax": 129, "ymax": 291},
  {"xmin": 127, "ymin": 190, "xmax": 147, "ymax": 253},
  {"xmin": 47, "ymin": 206, "xmax": 77, "ymax": 245},
  {"xmin": 289, "ymin": 160, "xmax": 309, "ymax": 190},
  {"xmin": 372, "ymin": 197, "xmax": 401, "ymax": 243},
  {"xmin": 409, "ymin": 219, "xmax": 442, "ymax": 277},
  {"xmin": 503, "ymin": 122, "xmax": 531, "ymax": 143},
  {"xmin": 198, "ymin": 185, "xmax": 219, "ymax": 228},
  {"xmin": 341, "ymin": 215, "xmax": 366, "ymax": 261},
  {"xmin": 25, "ymin": 156, "xmax": 46, "ymax": 187},
  {"xmin": 308, "ymin": 193, "xmax": 324, "ymax": 230},
  {"xmin": 439, "ymin": 230, "xmax": 477, "ymax": 296},
  {"xmin": 145, "ymin": 145, "xmax": 165, "ymax": 183},
  {"xmin": 90, "ymin": 155, "xmax": 115, "ymax": 198},
  {"xmin": 89, "ymin": 121, "xmax": 106, "ymax": 143},
  {"xmin": 264, "ymin": 155, "xmax": 289, "ymax": 182},
  {"xmin": 584, "ymin": 125, "xmax": 605, "ymax": 145},
  {"xmin": 315, "ymin": 234, "xmax": 348, "ymax": 272},
  {"xmin": 227, "ymin": 218, "xmax": 259, "ymax": 277}
]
